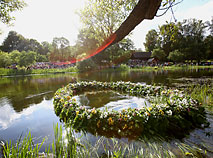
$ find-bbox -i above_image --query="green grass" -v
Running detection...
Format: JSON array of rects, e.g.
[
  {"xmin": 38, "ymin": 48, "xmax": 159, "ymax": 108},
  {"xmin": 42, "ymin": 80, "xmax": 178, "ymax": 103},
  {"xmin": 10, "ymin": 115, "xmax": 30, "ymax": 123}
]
[
  {"xmin": 2, "ymin": 131, "xmax": 46, "ymax": 158},
  {"xmin": 100, "ymin": 65, "xmax": 213, "ymax": 72},
  {"xmin": 1, "ymin": 124, "xmax": 210, "ymax": 158},
  {"xmin": 1, "ymin": 65, "xmax": 211, "ymax": 76},
  {"xmin": 185, "ymin": 83, "xmax": 213, "ymax": 111},
  {"xmin": 0, "ymin": 67, "xmax": 78, "ymax": 76},
  {"xmin": 130, "ymin": 65, "xmax": 213, "ymax": 71}
]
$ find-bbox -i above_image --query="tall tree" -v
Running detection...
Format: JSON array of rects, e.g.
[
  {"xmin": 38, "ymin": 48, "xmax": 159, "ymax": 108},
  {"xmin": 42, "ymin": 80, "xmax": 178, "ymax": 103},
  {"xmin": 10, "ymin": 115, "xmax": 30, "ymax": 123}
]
[
  {"xmin": 181, "ymin": 19, "xmax": 207, "ymax": 61},
  {"xmin": 78, "ymin": 0, "xmax": 138, "ymax": 45},
  {"xmin": 158, "ymin": 22, "xmax": 182, "ymax": 57},
  {"xmin": 49, "ymin": 37, "xmax": 71, "ymax": 61},
  {"xmin": 40, "ymin": 41, "xmax": 51, "ymax": 55},
  {"xmin": 206, "ymin": 17, "xmax": 213, "ymax": 36},
  {"xmin": 26, "ymin": 39, "xmax": 43, "ymax": 54},
  {"xmin": 1, "ymin": 31, "xmax": 27, "ymax": 52},
  {"xmin": 144, "ymin": 29, "xmax": 158, "ymax": 52}
]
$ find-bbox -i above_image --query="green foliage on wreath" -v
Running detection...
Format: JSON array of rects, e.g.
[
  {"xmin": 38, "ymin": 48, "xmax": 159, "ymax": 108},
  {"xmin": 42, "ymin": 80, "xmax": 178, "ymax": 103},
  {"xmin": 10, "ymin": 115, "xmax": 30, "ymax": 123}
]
[{"xmin": 53, "ymin": 81, "xmax": 209, "ymax": 139}]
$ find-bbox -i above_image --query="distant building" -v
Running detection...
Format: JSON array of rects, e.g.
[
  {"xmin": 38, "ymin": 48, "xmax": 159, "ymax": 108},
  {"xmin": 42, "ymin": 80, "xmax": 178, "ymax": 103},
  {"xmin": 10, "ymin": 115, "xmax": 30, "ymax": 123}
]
[{"xmin": 130, "ymin": 52, "xmax": 152, "ymax": 61}]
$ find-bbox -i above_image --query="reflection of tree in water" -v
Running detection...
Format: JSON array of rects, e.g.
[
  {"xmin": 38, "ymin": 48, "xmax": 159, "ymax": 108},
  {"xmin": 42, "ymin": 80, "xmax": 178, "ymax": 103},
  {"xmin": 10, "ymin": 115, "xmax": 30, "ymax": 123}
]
[
  {"xmin": 78, "ymin": 69, "xmax": 213, "ymax": 86},
  {"xmin": 0, "ymin": 75, "xmax": 77, "ymax": 112}
]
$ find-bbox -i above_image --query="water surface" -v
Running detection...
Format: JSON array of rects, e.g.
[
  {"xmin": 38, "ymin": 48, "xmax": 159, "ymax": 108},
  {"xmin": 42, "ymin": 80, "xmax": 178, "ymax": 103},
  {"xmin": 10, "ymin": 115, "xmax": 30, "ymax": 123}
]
[{"xmin": 0, "ymin": 68, "xmax": 212, "ymax": 155}]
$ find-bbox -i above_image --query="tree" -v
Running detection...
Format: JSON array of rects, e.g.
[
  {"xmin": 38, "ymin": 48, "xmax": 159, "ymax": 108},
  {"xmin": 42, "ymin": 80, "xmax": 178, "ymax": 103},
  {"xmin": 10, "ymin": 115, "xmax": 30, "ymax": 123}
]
[
  {"xmin": 168, "ymin": 50, "xmax": 185, "ymax": 62},
  {"xmin": 78, "ymin": 0, "xmax": 138, "ymax": 45},
  {"xmin": 40, "ymin": 41, "xmax": 51, "ymax": 55},
  {"xmin": 144, "ymin": 29, "xmax": 158, "ymax": 52},
  {"xmin": 99, "ymin": 38, "xmax": 134, "ymax": 64},
  {"xmin": 181, "ymin": 19, "xmax": 207, "ymax": 61},
  {"xmin": 74, "ymin": 28, "xmax": 99, "ymax": 62},
  {"xmin": 36, "ymin": 54, "xmax": 48, "ymax": 62},
  {"xmin": 26, "ymin": 39, "xmax": 43, "ymax": 53},
  {"xmin": 9, "ymin": 50, "xmax": 21, "ymax": 64},
  {"xmin": 76, "ymin": 58, "xmax": 96, "ymax": 71},
  {"xmin": 206, "ymin": 17, "xmax": 213, "ymax": 36},
  {"xmin": 158, "ymin": 22, "xmax": 182, "ymax": 57},
  {"xmin": 18, "ymin": 51, "xmax": 36, "ymax": 67},
  {"xmin": 1, "ymin": 31, "xmax": 28, "ymax": 52},
  {"xmin": 151, "ymin": 48, "xmax": 166, "ymax": 61},
  {"xmin": 0, "ymin": 0, "xmax": 26, "ymax": 24},
  {"xmin": 0, "ymin": 51, "xmax": 11, "ymax": 67},
  {"xmin": 204, "ymin": 35, "xmax": 213, "ymax": 60},
  {"xmin": 49, "ymin": 37, "xmax": 71, "ymax": 61}
]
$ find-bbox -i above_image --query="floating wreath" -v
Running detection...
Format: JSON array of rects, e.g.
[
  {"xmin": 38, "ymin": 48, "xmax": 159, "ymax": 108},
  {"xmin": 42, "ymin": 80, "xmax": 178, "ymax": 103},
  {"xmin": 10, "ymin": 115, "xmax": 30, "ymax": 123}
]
[{"xmin": 53, "ymin": 81, "xmax": 209, "ymax": 139}]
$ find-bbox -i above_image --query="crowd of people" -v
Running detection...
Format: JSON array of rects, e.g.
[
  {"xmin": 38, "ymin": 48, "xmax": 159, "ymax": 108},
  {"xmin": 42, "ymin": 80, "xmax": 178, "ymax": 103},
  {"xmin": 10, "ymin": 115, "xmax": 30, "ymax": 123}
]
[{"xmin": 8, "ymin": 62, "xmax": 75, "ymax": 70}]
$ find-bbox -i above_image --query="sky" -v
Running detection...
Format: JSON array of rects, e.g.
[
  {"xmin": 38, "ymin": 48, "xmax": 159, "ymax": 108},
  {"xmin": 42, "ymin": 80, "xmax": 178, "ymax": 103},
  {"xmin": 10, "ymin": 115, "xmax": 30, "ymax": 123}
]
[{"xmin": 0, "ymin": 0, "xmax": 212, "ymax": 50}]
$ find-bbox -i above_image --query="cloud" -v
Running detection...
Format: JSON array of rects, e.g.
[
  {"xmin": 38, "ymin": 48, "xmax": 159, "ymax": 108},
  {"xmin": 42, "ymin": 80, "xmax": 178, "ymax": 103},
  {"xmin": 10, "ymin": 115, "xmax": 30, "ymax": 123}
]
[{"xmin": 0, "ymin": 98, "xmax": 53, "ymax": 130}]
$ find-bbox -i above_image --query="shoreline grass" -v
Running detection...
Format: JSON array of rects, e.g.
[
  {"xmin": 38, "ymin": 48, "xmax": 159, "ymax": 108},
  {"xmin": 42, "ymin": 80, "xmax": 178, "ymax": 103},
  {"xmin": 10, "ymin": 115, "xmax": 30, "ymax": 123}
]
[
  {"xmin": 0, "ymin": 67, "xmax": 78, "ymax": 77},
  {"xmin": 100, "ymin": 65, "xmax": 213, "ymax": 73},
  {"xmin": 129, "ymin": 65, "xmax": 213, "ymax": 71},
  {"xmin": 185, "ymin": 83, "xmax": 213, "ymax": 112},
  {"xmin": 0, "ymin": 65, "xmax": 212, "ymax": 76},
  {"xmin": 1, "ymin": 124, "xmax": 211, "ymax": 158}
]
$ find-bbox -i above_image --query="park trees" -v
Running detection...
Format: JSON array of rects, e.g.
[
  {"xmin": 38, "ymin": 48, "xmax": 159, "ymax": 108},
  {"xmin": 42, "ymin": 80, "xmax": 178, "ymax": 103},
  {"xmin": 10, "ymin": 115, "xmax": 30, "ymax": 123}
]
[
  {"xmin": 1, "ymin": 31, "xmax": 47, "ymax": 54},
  {"xmin": 144, "ymin": 18, "xmax": 212, "ymax": 62}
]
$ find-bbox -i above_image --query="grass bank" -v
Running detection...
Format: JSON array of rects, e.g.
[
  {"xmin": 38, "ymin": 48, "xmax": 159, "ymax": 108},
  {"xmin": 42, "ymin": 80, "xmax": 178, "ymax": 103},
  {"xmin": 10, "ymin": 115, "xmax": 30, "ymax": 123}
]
[
  {"xmin": 0, "ymin": 67, "xmax": 78, "ymax": 77},
  {"xmin": 130, "ymin": 65, "xmax": 213, "ymax": 71},
  {"xmin": 1, "ymin": 65, "xmax": 212, "ymax": 76},
  {"xmin": 100, "ymin": 65, "xmax": 213, "ymax": 73}
]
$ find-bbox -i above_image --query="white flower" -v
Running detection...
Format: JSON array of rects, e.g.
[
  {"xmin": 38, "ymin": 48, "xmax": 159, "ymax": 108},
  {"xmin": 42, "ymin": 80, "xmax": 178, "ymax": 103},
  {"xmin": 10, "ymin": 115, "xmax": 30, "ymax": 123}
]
[
  {"xmin": 166, "ymin": 110, "xmax": 172, "ymax": 116},
  {"xmin": 104, "ymin": 112, "xmax": 108, "ymax": 118},
  {"xmin": 177, "ymin": 104, "xmax": 183, "ymax": 109},
  {"xmin": 87, "ymin": 115, "xmax": 91, "ymax": 119},
  {"xmin": 170, "ymin": 98, "xmax": 174, "ymax": 104},
  {"xmin": 179, "ymin": 93, "xmax": 184, "ymax": 98}
]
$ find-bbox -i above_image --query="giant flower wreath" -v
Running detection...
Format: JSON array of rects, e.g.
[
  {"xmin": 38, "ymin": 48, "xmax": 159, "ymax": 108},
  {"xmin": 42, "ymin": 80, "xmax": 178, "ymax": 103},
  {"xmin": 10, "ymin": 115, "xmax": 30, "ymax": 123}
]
[{"xmin": 53, "ymin": 81, "xmax": 209, "ymax": 139}]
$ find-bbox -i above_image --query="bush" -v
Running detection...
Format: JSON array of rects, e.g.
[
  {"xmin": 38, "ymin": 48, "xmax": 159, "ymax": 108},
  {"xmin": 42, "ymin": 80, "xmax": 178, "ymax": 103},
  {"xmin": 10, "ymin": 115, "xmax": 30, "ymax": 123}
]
[
  {"xmin": 168, "ymin": 50, "xmax": 185, "ymax": 62},
  {"xmin": 151, "ymin": 48, "xmax": 166, "ymax": 61},
  {"xmin": 76, "ymin": 58, "xmax": 97, "ymax": 71}
]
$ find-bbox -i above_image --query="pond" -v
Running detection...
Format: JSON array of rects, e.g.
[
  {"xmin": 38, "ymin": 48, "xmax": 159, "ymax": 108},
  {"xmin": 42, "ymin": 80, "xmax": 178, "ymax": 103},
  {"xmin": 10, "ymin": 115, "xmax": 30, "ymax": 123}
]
[{"xmin": 0, "ymin": 68, "xmax": 212, "ymax": 156}]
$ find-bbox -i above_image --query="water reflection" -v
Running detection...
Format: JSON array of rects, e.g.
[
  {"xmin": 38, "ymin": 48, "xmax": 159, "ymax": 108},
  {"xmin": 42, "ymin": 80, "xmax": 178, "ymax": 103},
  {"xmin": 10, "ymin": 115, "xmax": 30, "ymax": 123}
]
[
  {"xmin": 0, "ymin": 98, "xmax": 52, "ymax": 130},
  {"xmin": 78, "ymin": 68, "xmax": 213, "ymax": 85},
  {"xmin": 74, "ymin": 90, "xmax": 151, "ymax": 111},
  {"xmin": 0, "ymin": 74, "xmax": 77, "ymax": 112}
]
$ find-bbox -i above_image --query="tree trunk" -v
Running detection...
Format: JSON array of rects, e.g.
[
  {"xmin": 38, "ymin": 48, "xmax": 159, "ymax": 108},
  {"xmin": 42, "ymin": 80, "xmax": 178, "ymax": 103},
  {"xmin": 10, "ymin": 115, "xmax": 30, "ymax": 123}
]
[
  {"xmin": 112, "ymin": 0, "xmax": 162, "ymax": 44},
  {"xmin": 87, "ymin": 0, "xmax": 162, "ymax": 62}
]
